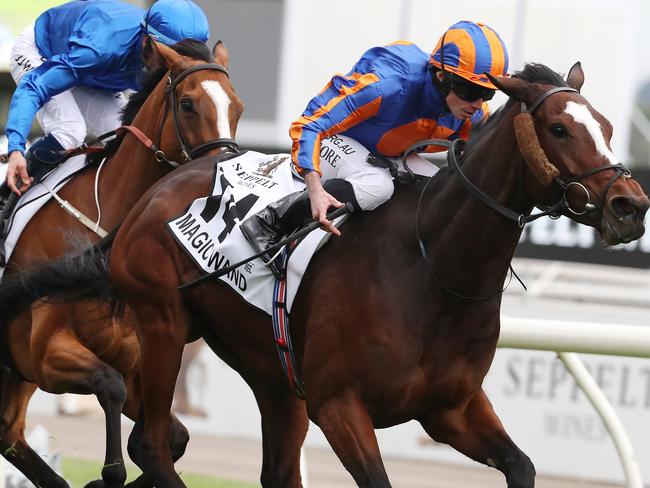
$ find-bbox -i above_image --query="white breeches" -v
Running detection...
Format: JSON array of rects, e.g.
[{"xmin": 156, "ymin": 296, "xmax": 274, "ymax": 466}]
[
  {"xmin": 10, "ymin": 25, "xmax": 127, "ymax": 150},
  {"xmin": 316, "ymin": 134, "xmax": 439, "ymax": 211}
]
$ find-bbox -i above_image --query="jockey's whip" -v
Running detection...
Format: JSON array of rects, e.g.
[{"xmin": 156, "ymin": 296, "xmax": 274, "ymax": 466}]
[{"xmin": 178, "ymin": 202, "xmax": 354, "ymax": 290}]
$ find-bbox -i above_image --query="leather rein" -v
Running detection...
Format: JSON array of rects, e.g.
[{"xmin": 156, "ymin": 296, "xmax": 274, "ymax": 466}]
[
  {"xmin": 412, "ymin": 86, "xmax": 632, "ymax": 302},
  {"xmin": 64, "ymin": 62, "xmax": 239, "ymax": 167}
]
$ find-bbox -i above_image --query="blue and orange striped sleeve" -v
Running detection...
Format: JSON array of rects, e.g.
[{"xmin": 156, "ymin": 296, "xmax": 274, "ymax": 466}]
[{"xmin": 289, "ymin": 72, "xmax": 384, "ymax": 175}]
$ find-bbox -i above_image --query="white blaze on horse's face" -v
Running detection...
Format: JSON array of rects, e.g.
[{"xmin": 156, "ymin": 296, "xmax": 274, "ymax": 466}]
[
  {"xmin": 564, "ymin": 101, "xmax": 621, "ymax": 166},
  {"xmin": 200, "ymin": 80, "xmax": 232, "ymax": 139}
]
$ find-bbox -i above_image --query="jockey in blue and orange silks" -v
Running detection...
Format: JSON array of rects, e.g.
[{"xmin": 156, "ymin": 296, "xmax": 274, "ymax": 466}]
[{"xmin": 241, "ymin": 20, "xmax": 510, "ymax": 278}]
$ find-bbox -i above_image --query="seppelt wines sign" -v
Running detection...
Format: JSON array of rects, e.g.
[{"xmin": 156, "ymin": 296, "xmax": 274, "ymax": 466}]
[
  {"xmin": 153, "ymin": 346, "xmax": 650, "ymax": 484},
  {"xmin": 515, "ymin": 168, "xmax": 650, "ymax": 268}
]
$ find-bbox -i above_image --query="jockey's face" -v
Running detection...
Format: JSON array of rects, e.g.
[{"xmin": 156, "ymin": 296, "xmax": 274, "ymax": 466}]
[
  {"xmin": 436, "ymin": 71, "xmax": 490, "ymax": 120},
  {"xmin": 445, "ymin": 89, "xmax": 484, "ymax": 120}
]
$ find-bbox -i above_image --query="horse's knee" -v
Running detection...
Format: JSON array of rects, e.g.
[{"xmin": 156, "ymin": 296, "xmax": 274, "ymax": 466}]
[
  {"xmin": 168, "ymin": 417, "xmax": 189, "ymax": 461},
  {"xmin": 92, "ymin": 367, "xmax": 127, "ymax": 408}
]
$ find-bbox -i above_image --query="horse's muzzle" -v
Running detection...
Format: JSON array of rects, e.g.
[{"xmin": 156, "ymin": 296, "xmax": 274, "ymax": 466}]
[{"xmin": 601, "ymin": 194, "xmax": 650, "ymax": 245}]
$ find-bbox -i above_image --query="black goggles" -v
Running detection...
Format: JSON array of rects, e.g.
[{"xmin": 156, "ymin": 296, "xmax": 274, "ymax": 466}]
[{"xmin": 448, "ymin": 76, "xmax": 496, "ymax": 102}]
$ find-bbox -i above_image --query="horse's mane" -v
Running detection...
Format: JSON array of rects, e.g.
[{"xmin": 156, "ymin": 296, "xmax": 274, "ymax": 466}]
[
  {"xmin": 464, "ymin": 62, "xmax": 568, "ymax": 152},
  {"xmin": 406, "ymin": 63, "xmax": 568, "ymax": 194},
  {"xmin": 87, "ymin": 39, "xmax": 213, "ymax": 166}
]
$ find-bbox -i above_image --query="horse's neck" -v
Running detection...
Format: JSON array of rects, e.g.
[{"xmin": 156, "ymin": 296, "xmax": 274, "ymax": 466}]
[
  {"xmin": 96, "ymin": 84, "xmax": 171, "ymax": 228},
  {"xmin": 422, "ymin": 113, "xmax": 531, "ymax": 298}
]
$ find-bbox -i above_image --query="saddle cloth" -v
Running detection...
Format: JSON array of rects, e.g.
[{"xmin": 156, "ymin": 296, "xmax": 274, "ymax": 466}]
[
  {"xmin": 167, "ymin": 151, "xmax": 347, "ymax": 315},
  {"xmin": 0, "ymin": 155, "xmax": 88, "ymax": 280}
]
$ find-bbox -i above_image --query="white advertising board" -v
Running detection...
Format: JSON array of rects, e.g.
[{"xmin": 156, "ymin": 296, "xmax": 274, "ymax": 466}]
[{"xmin": 168, "ymin": 338, "xmax": 650, "ymax": 484}]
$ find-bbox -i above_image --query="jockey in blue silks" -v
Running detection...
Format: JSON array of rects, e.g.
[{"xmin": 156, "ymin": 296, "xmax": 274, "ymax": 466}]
[
  {"xmin": 2, "ymin": 0, "xmax": 210, "ymax": 210},
  {"xmin": 240, "ymin": 21, "xmax": 510, "ymax": 278}
]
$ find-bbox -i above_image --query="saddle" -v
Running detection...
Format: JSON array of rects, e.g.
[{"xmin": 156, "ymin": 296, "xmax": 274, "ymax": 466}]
[{"xmin": 366, "ymin": 152, "xmax": 428, "ymax": 184}]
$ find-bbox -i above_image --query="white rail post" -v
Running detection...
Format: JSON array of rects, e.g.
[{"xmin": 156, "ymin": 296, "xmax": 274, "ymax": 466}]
[
  {"xmin": 498, "ymin": 317, "xmax": 648, "ymax": 487},
  {"xmin": 557, "ymin": 352, "xmax": 643, "ymax": 488}
]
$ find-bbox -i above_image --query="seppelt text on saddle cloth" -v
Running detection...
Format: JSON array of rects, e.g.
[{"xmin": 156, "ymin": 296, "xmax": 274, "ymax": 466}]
[{"xmin": 166, "ymin": 151, "xmax": 307, "ymax": 314}]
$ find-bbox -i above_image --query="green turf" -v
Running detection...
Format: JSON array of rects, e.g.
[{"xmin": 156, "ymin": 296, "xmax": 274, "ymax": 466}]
[{"xmin": 61, "ymin": 457, "xmax": 260, "ymax": 488}]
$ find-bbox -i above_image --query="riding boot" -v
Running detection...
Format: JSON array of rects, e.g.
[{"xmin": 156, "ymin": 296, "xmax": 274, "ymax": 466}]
[
  {"xmin": 0, "ymin": 134, "xmax": 66, "ymax": 241},
  {"xmin": 239, "ymin": 178, "xmax": 359, "ymax": 279},
  {"xmin": 24, "ymin": 133, "xmax": 67, "ymax": 182}
]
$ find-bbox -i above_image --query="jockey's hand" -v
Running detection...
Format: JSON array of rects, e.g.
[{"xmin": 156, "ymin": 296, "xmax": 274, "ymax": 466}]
[
  {"xmin": 304, "ymin": 171, "xmax": 344, "ymax": 236},
  {"xmin": 6, "ymin": 151, "xmax": 33, "ymax": 195}
]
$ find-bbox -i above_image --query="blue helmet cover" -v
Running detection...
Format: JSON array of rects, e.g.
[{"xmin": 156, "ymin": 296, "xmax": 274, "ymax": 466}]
[{"xmin": 142, "ymin": 0, "xmax": 209, "ymax": 45}]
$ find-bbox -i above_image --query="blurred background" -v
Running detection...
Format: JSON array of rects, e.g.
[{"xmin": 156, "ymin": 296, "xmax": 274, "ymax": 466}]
[{"xmin": 1, "ymin": 1, "xmax": 649, "ymax": 487}]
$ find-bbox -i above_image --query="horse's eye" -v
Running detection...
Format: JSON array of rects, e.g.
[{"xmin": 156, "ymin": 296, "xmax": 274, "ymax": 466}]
[
  {"xmin": 549, "ymin": 123, "xmax": 568, "ymax": 138},
  {"xmin": 180, "ymin": 99, "xmax": 194, "ymax": 113}
]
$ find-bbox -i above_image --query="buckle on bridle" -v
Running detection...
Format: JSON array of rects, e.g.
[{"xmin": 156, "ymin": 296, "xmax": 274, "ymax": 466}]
[{"xmin": 154, "ymin": 150, "xmax": 167, "ymax": 163}]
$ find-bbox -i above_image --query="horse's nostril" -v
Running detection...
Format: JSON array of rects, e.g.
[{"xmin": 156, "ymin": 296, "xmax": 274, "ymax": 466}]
[{"xmin": 610, "ymin": 197, "xmax": 637, "ymax": 222}]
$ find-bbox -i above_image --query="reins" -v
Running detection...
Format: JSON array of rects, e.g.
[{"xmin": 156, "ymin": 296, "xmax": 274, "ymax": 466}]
[
  {"xmin": 25, "ymin": 63, "xmax": 241, "ymax": 240},
  {"xmin": 411, "ymin": 86, "xmax": 632, "ymax": 302},
  {"xmin": 61, "ymin": 62, "xmax": 239, "ymax": 167}
]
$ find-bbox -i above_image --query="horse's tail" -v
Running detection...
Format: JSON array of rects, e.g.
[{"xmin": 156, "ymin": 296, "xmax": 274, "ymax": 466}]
[{"xmin": 0, "ymin": 231, "xmax": 118, "ymax": 324}]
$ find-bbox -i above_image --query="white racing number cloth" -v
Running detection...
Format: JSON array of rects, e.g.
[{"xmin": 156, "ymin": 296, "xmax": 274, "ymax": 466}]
[
  {"xmin": 0, "ymin": 154, "xmax": 88, "ymax": 279},
  {"xmin": 168, "ymin": 148, "xmax": 439, "ymax": 315}
]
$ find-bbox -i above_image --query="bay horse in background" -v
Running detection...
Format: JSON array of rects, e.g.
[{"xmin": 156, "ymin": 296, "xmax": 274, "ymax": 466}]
[
  {"xmin": 0, "ymin": 38, "xmax": 243, "ymax": 488},
  {"xmin": 3, "ymin": 63, "xmax": 648, "ymax": 488}
]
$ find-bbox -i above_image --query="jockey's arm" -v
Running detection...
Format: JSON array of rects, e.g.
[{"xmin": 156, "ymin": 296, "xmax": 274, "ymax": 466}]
[
  {"xmin": 289, "ymin": 73, "xmax": 385, "ymax": 230},
  {"xmin": 303, "ymin": 170, "xmax": 342, "ymax": 236},
  {"xmin": 5, "ymin": 48, "xmax": 100, "ymax": 194}
]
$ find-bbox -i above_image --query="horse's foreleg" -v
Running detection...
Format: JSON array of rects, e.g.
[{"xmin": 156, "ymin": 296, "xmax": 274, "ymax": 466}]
[
  {"xmin": 419, "ymin": 388, "xmax": 535, "ymax": 488},
  {"xmin": 254, "ymin": 386, "xmax": 308, "ymax": 488},
  {"xmin": 310, "ymin": 390, "xmax": 391, "ymax": 488},
  {"xmin": 125, "ymin": 408, "xmax": 189, "ymax": 488},
  {"xmin": 0, "ymin": 373, "xmax": 69, "ymax": 488},
  {"xmin": 132, "ymin": 303, "xmax": 188, "ymax": 488}
]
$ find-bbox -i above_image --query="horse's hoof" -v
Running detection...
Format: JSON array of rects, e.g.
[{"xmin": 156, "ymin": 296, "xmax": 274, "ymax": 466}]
[{"xmin": 83, "ymin": 480, "xmax": 107, "ymax": 488}]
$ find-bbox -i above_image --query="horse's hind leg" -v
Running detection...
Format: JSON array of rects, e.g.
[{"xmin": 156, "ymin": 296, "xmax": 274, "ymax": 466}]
[
  {"xmin": 0, "ymin": 372, "xmax": 69, "ymax": 488},
  {"xmin": 419, "ymin": 388, "xmax": 535, "ymax": 488},
  {"xmin": 254, "ymin": 385, "xmax": 308, "ymax": 487},
  {"xmin": 32, "ymin": 307, "xmax": 128, "ymax": 488},
  {"xmin": 310, "ymin": 390, "xmax": 391, "ymax": 487}
]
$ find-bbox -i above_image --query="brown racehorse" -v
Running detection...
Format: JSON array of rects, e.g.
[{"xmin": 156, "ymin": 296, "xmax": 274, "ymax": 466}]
[
  {"xmin": 0, "ymin": 38, "xmax": 243, "ymax": 488},
  {"xmin": 2, "ymin": 63, "xmax": 648, "ymax": 488}
]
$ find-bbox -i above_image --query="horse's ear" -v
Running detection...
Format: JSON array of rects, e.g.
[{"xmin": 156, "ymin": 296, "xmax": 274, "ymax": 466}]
[
  {"xmin": 213, "ymin": 40, "xmax": 229, "ymax": 68},
  {"xmin": 486, "ymin": 73, "xmax": 537, "ymax": 103},
  {"xmin": 142, "ymin": 36, "xmax": 182, "ymax": 71},
  {"xmin": 566, "ymin": 61, "xmax": 584, "ymax": 92}
]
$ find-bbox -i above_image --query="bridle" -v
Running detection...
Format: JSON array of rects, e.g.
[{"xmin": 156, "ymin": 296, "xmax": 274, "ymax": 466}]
[
  {"xmin": 413, "ymin": 85, "xmax": 632, "ymax": 301},
  {"xmin": 157, "ymin": 62, "xmax": 240, "ymax": 164},
  {"xmin": 60, "ymin": 63, "xmax": 239, "ymax": 166}
]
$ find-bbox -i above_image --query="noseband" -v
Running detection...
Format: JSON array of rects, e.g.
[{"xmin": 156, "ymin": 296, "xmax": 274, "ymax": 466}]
[
  {"xmin": 158, "ymin": 63, "xmax": 239, "ymax": 164},
  {"xmin": 520, "ymin": 87, "xmax": 631, "ymax": 224}
]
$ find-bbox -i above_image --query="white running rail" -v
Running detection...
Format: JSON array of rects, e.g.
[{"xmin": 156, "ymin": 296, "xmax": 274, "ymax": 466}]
[{"xmin": 499, "ymin": 317, "xmax": 649, "ymax": 488}]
